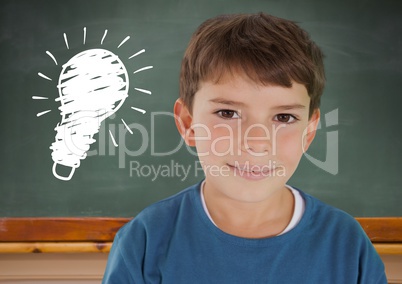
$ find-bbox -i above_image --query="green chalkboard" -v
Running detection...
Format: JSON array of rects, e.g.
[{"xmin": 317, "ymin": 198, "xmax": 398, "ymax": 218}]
[{"xmin": 1, "ymin": 0, "xmax": 401, "ymax": 217}]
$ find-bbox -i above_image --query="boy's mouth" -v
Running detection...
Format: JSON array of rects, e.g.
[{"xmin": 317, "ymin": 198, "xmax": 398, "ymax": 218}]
[{"xmin": 226, "ymin": 163, "xmax": 276, "ymax": 175}]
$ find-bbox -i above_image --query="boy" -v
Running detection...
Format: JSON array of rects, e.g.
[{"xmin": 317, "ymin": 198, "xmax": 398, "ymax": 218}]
[{"xmin": 103, "ymin": 13, "xmax": 386, "ymax": 283}]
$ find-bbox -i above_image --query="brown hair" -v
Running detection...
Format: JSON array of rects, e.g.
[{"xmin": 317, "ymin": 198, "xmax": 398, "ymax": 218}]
[{"xmin": 179, "ymin": 13, "xmax": 325, "ymax": 118}]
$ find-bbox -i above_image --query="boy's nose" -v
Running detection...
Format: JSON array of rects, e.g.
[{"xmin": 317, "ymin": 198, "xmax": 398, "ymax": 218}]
[{"xmin": 241, "ymin": 123, "xmax": 271, "ymax": 155}]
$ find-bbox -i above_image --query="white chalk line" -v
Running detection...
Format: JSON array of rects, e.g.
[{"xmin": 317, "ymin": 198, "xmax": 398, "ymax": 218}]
[
  {"xmin": 134, "ymin": 88, "xmax": 151, "ymax": 95},
  {"xmin": 83, "ymin": 27, "xmax": 87, "ymax": 45},
  {"xmin": 101, "ymin": 29, "xmax": 108, "ymax": 45},
  {"xmin": 129, "ymin": 49, "xmax": 145, "ymax": 59},
  {"xmin": 121, "ymin": 119, "xmax": 133, "ymax": 134},
  {"xmin": 133, "ymin": 66, "xmax": 153, "ymax": 74},
  {"xmin": 46, "ymin": 51, "xmax": 58, "ymax": 65},
  {"xmin": 131, "ymin": 106, "xmax": 146, "ymax": 114},
  {"xmin": 63, "ymin": 33, "xmax": 69, "ymax": 49},
  {"xmin": 32, "ymin": 96, "xmax": 48, "ymax": 100},
  {"xmin": 37, "ymin": 110, "xmax": 51, "ymax": 117},
  {"xmin": 109, "ymin": 130, "xmax": 118, "ymax": 147},
  {"xmin": 117, "ymin": 36, "xmax": 130, "ymax": 48},
  {"xmin": 38, "ymin": 72, "xmax": 52, "ymax": 81}
]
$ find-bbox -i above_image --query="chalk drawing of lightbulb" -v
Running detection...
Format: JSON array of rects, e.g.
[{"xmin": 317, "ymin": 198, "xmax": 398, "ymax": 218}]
[
  {"xmin": 34, "ymin": 28, "xmax": 153, "ymax": 181},
  {"xmin": 50, "ymin": 48, "xmax": 128, "ymax": 180}
]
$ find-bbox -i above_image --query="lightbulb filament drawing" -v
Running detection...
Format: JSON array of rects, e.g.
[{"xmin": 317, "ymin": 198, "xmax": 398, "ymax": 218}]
[{"xmin": 34, "ymin": 28, "xmax": 153, "ymax": 181}]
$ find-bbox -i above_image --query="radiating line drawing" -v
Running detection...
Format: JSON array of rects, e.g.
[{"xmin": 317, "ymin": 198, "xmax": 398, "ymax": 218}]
[
  {"xmin": 35, "ymin": 27, "xmax": 153, "ymax": 181},
  {"xmin": 131, "ymin": 106, "xmax": 146, "ymax": 114},
  {"xmin": 121, "ymin": 119, "xmax": 133, "ymax": 134},
  {"xmin": 46, "ymin": 51, "xmax": 58, "ymax": 65},
  {"xmin": 117, "ymin": 36, "xmax": 130, "ymax": 48},
  {"xmin": 37, "ymin": 110, "xmax": 52, "ymax": 117},
  {"xmin": 129, "ymin": 49, "xmax": 145, "ymax": 59},
  {"xmin": 134, "ymin": 66, "xmax": 153, "ymax": 74},
  {"xmin": 38, "ymin": 72, "xmax": 52, "ymax": 81},
  {"xmin": 83, "ymin": 27, "xmax": 87, "ymax": 45},
  {"xmin": 109, "ymin": 130, "xmax": 118, "ymax": 147},
  {"xmin": 134, "ymin": 87, "xmax": 152, "ymax": 95},
  {"xmin": 63, "ymin": 33, "xmax": 69, "ymax": 49},
  {"xmin": 101, "ymin": 29, "xmax": 108, "ymax": 45},
  {"xmin": 32, "ymin": 96, "xmax": 49, "ymax": 100}
]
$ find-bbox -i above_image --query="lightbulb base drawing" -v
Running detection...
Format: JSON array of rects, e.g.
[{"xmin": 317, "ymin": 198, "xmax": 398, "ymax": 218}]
[{"xmin": 52, "ymin": 162, "xmax": 76, "ymax": 181}]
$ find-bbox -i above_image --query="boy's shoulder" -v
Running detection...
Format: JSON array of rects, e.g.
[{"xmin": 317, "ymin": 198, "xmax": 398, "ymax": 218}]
[
  {"xmin": 297, "ymin": 188, "xmax": 367, "ymax": 238},
  {"xmin": 303, "ymin": 189, "xmax": 354, "ymax": 218},
  {"xmin": 118, "ymin": 181, "xmax": 200, "ymax": 235}
]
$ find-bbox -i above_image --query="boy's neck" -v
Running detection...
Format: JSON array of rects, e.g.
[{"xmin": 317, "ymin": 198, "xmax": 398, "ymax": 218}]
[{"xmin": 203, "ymin": 182, "xmax": 294, "ymax": 238}]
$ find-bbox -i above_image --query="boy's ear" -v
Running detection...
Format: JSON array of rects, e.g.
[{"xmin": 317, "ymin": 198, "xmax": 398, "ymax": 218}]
[
  {"xmin": 173, "ymin": 99, "xmax": 196, "ymax": 147},
  {"xmin": 302, "ymin": 109, "xmax": 320, "ymax": 152}
]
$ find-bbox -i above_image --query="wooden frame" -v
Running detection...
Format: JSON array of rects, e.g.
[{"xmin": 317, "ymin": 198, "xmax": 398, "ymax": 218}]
[{"xmin": 0, "ymin": 217, "xmax": 401, "ymax": 254}]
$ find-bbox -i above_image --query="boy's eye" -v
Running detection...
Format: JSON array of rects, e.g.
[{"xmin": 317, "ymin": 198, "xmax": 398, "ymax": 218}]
[
  {"xmin": 275, "ymin": 114, "xmax": 297, "ymax": 123},
  {"xmin": 216, "ymin": 110, "xmax": 240, "ymax": 119}
]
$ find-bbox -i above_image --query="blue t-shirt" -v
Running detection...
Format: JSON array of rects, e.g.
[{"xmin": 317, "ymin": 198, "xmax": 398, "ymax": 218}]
[{"xmin": 103, "ymin": 181, "xmax": 387, "ymax": 283}]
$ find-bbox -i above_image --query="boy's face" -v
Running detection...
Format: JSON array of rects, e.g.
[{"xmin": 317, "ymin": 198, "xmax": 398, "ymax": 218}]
[{"xmin": 175, "ymin": 74, "xmax": 319, "ymax": 203}]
